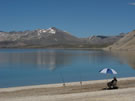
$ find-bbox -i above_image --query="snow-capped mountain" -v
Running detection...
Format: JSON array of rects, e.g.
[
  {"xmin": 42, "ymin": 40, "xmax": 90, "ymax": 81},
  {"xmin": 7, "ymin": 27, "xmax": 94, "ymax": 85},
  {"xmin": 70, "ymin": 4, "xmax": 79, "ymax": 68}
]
[
  {"xmin": 0, "ymin": 27, "xmax": 82, "ymax": 48},
  {"xmin": 0, "ymin": 27, "xmax": 124, "ymax": 48}
]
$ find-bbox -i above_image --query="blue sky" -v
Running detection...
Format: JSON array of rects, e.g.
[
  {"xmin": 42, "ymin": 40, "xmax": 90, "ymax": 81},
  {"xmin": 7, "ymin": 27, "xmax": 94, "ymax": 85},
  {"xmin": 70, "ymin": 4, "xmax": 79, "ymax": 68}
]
[{"xmin": 0, "ymin": 0, "xmax": 135, "ymax": 37}]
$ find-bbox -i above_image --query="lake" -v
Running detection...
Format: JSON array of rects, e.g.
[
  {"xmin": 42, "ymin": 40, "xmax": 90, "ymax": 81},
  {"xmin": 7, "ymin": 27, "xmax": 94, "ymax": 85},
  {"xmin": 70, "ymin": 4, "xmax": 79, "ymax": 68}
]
[{"xmin": 0, "ymin": 49, "xmax": 135, "ymax": 88}]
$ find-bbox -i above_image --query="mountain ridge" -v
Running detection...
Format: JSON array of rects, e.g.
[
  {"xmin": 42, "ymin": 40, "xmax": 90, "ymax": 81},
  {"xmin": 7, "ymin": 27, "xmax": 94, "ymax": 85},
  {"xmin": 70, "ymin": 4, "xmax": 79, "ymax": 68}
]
[
  {"xmin": 0, "ymin": 27, "xmax": 124, "ymax": 48},
  {"xmin": 106, "ymin": 30, "xmax": 135, "ymax": 50}
]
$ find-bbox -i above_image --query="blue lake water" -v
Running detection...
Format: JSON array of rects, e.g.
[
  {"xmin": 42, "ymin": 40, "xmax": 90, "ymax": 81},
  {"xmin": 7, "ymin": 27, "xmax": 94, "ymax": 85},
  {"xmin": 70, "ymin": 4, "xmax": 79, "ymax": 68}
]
[{"xmin": 0, "ymin": 49, "xmax": 135, "ymax": 88}]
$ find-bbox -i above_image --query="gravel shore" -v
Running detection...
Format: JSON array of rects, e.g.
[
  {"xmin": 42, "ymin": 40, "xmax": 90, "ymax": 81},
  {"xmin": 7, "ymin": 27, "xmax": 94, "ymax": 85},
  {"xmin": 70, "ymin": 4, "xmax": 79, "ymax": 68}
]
[{"xmin": 0, "ymin": 77, "xmax": 135, "ymax": 101}]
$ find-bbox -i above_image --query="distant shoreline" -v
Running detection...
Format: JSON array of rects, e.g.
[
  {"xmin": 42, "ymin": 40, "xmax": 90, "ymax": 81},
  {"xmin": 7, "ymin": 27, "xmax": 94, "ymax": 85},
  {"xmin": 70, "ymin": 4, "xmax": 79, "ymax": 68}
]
[
  {"xmin": 0, "ymin": 47, "xmax": 103, "ymax": 50},
  {"xmin": 1, "ymin": 48, "xmax": 135, "ymax": 51}
]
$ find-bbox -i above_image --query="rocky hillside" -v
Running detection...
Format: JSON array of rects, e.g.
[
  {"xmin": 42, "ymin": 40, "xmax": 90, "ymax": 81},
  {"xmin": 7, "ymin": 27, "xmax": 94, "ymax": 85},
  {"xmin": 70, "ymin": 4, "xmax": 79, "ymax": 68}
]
[
  {"xmin": 0, "ymin": 27, "xmax": 123, "ymax": 48},
  {"xmin": 0, "ymin": 27, "xmax": 83, "ymax": 48},
  {"xmin": 106, "ymin": 30, "xmax": 135, "ymax": 50},
  {"xmin": 83, "ymin": 35, "xmax": 124, "ymax": 47}
]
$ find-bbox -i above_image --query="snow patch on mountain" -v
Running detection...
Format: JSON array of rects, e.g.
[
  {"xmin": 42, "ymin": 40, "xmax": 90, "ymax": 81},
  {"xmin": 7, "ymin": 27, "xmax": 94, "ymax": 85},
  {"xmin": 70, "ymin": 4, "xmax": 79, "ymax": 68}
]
[
  {"xmin": 47, "ymin": 28, "xmax": 56, "ymax": 34},
  {"xmin": 39, "ymin": 29, "xmax": 47, "ymax": 33}
]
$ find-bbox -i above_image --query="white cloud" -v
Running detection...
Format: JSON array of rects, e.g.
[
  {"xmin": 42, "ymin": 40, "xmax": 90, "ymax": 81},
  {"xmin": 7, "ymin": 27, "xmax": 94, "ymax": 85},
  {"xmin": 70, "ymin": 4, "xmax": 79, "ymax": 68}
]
[{"xmin": 128, "ymin": 3, "xmax": 135, "ymax": 5}]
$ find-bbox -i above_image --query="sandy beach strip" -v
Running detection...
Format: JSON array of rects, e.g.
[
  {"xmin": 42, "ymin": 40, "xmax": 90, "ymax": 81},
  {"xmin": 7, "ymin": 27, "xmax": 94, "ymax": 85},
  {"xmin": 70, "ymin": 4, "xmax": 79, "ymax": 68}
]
[
  {"xmin": 0, "ymin": 77, "xmax": 135, "ymax": 101},
  {"xmin": 1, "ymin": 87, "xmax": 135, "ymax": 101}
]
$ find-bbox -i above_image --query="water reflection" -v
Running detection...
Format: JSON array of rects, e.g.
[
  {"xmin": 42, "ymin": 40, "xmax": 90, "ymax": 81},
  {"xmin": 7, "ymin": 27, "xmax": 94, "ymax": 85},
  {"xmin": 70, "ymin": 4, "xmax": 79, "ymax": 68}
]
[
  {"xmin": 1, "ymin": 49, "xmax": 135, "ymax": 70},
  {"xmin": 108, "ymin": 51, "xmax": 135, "ymax": 69},
  {"xmin": 0, "ymin": 49, "xmax": 113, "ymax": 70},
  {"xmin": 0, "ymin": 50, "xmax": 75, "ymax": 70},
  {"xmin": 0, "ymin": 49, "xmax": 135, "ymax": 88}
]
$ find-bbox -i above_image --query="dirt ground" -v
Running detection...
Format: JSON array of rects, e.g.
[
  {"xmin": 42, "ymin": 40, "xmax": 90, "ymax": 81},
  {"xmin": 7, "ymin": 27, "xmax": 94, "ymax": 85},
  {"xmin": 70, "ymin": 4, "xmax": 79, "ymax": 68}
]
[{"xmin": 0, "ymin": 77, "xmax": 135, "ymax": 99}]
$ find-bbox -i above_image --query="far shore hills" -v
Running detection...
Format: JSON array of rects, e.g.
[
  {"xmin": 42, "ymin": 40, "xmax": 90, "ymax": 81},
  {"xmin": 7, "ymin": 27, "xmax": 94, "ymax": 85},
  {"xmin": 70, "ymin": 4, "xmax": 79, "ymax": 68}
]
[{"xmin": 0, "ymin": 27, "xmax": 135, "ymax": 50}]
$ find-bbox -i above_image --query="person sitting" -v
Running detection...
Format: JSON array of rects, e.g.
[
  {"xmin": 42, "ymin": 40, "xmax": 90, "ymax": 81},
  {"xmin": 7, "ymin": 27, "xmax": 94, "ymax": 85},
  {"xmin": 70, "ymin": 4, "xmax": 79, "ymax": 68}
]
[{"xmin": 107, "ymin": 77, "xmax": 118, "ymax": 89}]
